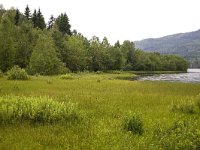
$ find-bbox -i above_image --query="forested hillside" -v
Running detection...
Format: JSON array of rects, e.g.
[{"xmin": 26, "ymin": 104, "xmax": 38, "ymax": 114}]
[
  {"xmin": 135, "ymin": 30, "xmax": 200, "ymax": 68},
  {"xmin": 0, "ymin": 4, "xmax": 188, "ymax": 74}
]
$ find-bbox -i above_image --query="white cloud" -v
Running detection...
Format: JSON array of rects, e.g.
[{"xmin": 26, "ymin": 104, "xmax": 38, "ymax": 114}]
[{"xmin": 1, "ymin": 0, "xmax": 200, "ymax": 44}]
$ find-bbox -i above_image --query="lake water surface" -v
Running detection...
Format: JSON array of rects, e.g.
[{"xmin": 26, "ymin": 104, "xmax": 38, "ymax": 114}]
[{"xmin": 137, "ymin": 69, "xmax": 200, "ymax": 83}]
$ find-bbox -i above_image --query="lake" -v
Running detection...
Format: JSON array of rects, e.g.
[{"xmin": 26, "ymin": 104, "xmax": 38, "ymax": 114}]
[{"xmin": 137, "ymin": 69, "xmax": 200, "ymax": 83}]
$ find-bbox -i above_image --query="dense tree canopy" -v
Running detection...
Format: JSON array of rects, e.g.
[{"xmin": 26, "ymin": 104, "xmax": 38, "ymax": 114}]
[
  {"xmin": 29, "ymin": 33, "xmax": 66, "ymax": 75},
  {"xmin": 0, "ymin": 5, "xmax": 189, "ymax": 74}
]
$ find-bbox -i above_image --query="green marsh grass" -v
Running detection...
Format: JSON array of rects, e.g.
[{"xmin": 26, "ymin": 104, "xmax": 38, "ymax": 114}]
[
  {"xmin": 0, "ymin": 95, "xmax": 78, "ymax": 125},
  {"xmin": 0, "ymin": 72, "xmax": 200, "ymax": 149}
]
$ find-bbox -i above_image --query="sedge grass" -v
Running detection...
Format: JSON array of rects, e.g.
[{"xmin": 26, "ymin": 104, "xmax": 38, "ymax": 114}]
[{"xmin": 0, "ymin": 73, "xmax": 200, "ymax": 149}]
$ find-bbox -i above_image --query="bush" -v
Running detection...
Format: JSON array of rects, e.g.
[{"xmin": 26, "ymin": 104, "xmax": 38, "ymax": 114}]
[
  {"xmin": 0, "ymin": 95, "xmax": 79, "ymax": 125},
  {"xmin": 123, "ymin": 112, "xmax": 144, "ymax": 135},
  {"xmin": 7, "ymin": 66, "xmax": 29, "ymax": 80},
  {"xmin": 60, "ymin": 74, "xmax": 75, "ymax": 80}
]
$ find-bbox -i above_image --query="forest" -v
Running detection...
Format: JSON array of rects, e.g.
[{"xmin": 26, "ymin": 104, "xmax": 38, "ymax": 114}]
[{"xmin": 0, "ymin": 5, "xmax": 188, "ymax": 75}]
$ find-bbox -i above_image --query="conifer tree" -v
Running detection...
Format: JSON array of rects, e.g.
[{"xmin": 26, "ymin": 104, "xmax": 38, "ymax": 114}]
[
  {"xmin": 37, "ymin": 8, "xmax": 46, "ymax": 29},
  {"xmin": 55, "ymin": 13, "xmax": 71, "ymax": 35},
  {"xmin": 32, "ymin": 9, "xmax": 37, "ymax": 28},
  {"xmin": 24, "ymin": 5, "xmax": 31, "ymax": 20},
  {"xmin": 14, "ymin": 9, "xmax": 20, "ymax": 26},
  {"xmin": 47, "ymin": 15, "xmax": 55, "ymax": 30}
]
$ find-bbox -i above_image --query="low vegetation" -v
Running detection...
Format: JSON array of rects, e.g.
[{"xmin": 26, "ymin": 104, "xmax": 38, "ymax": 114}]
[
  {"xmin": 7, "ymin": 65, "xmax": 29, "ymax": 80},
  {"xmin": 152, "ymin": 119, "xmax": 200, "ymax": 150},
  {"xmin": 0, "ymin": 95, "xmax": 78, "ymax": 125},
  {"xmin": 0, "ymin": 70, "xmax": 3, "ymax": 78},
  {"xmin": 170, "ymin": 94, "xmax": 200, "ymax": 114},
  {"xmin": 123, "ymin": 112, "xmax": 144, "ymax": 135},
  {"xmin": 0, "ymin": 73, "xmax": 200, "ymax": 149},
  {"xmin": 60, "ymin": 74, "xmax": 75, "ymax": 80}
]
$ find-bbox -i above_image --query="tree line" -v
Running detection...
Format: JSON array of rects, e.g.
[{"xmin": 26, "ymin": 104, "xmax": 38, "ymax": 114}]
[{"xmin": 0, "ymin": 5, "xmax": 188, "ymax": 75}]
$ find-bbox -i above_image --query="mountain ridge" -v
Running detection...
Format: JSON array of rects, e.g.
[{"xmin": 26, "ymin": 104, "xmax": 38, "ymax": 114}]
[{"xmin": 135, "ymin": 29, "xmax": 200, "ymax": 68}]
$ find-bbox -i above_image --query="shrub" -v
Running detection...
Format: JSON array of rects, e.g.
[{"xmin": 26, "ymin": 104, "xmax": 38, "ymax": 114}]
[
  {"xmin": 123, "ymin": 112, "xmax": 144, "ymax": 135},
  {"xmin": 60, "ymin": 74, "xmax": 75, "ymax": 80},
  {"xmin": 7, "ymin": 66, "xmax": 29, "ymax": 80},
  {"xmin": 0, "ymin": 95, "xmax": 79, "ymax": 125}
]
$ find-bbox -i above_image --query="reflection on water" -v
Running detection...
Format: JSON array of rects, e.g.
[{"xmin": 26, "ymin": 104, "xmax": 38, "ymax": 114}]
[{"xmin": 137, "ymin": 69, "xmax": 200, "ymax": 83}]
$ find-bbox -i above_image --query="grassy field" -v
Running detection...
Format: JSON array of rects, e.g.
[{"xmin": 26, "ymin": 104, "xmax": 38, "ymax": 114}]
[{"xmin": 0, "ymin": 72, "xmax": 200, "ymax": 149}]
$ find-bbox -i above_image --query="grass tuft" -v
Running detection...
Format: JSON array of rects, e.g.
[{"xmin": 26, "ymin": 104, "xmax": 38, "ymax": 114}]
[
  {"xmin": 0, "ymin": 95, "xmax": 79, "ymax": 125},
  {"xmin": 123, "ymin": 112, "xmax": 144, "ymax": 135},
  {"xmin": 60, "ymin": 74, "xmax": 75, "ymax": 80}
]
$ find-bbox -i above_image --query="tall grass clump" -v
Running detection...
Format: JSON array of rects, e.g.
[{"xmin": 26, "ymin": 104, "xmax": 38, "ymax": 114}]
[
  {"xmin": 170, "ymin": 95, "xmax": 200, "ymax": 114},
  {"xmin": 123, "ymin": 112, "xmax": 144, "ymax": 135},
  {"xmin": 170, "ymin": 100, "xmax": 197, "ymax": 114},
  {"xmin": 153, "ymin": 119, "xmax": 200, "ymax": 150},
  {"xmin": 60, "ymin": 74, "xmax": 75, "ymax": 80},
  {"xmin": 196, "ymin": 94, "xmax": 200, "ymax": 110},
  {"xmin": 0, "ymin": 95, "xmax": 79, "ymax": 125},
  {"xmin": 7, "ymin": 65, "xmax": 29, "ymax": 80}
]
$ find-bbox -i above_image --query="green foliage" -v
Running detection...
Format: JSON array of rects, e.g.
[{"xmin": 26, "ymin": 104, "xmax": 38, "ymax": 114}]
[
  {"xmin": 29, "ymin": 34, "xmax": 67, "ymax": 75},
  {"xmin": 0, "ymin": 95, "xmax": 78, "ymax": 124},
  {"xmin": 47, "ymin": 15, "xmax": 55, "ymax": 30},
  {"xmin": 7, "ymin": 65, "xmax": 29, "ymax": 80},
  {"xmin": 64, "ymin": 35, "xmax": 88, "ymax": 71},
  {"xmin": 196, "ymin": 95, "xmax": 200, "ymax": 110},
  {"xmin": 133, "ymin": 50, "xmax": 188, "ymax": 71},
  {"xmin": 31, "ymin": 9, "xmax": 46, "ymax": 29},
  {"xmin": 88, "ymin": 36, "xmax": 110, "ymax": 71},
  {"xmin": 14, "ymin": 22, "xmax": 37, "ymax": 68},
  {"xmin": 24, "ymin": 5, "xmax": 31, "ymax": 20},
  {"xmin": 170, "ymin": 100, "xmax": 197, "ymax": 114},
  {"xmin": 0, "ymin": 10, "xmax": 16, "ymax": 72},
  {"xmin": 55, "ymin": 13, "xmax": 71, "ymax": 35},
  {"xmin": 170, "ymin": 94, "xmax": 200, "ymax": 114},
  {"xmin": 0, "ymin": 6, "xmax": 189, "ymax": 74},
  {"xmin": 153, "ymin": 119, "xmax": 200, "ymax": 150},
  {"xmin": 14, "ymin": 9, "xmax": 20, "ymax": 26},
  {"xmin": 0, "ymin": 74, "xmax": 199, "ymax": 149},
  {"xmin": 123, "ymin": 112, "xmax": 144, "ymax": 135},
  {"xmin": 0, "ymin": 70, "xmax": 3, "ymax": 77}
]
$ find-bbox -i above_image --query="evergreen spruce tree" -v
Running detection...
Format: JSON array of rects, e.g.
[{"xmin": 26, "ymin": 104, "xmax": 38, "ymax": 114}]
[
  {"xmin": 14, "ymin": 9, "xmax": 20, "ymax": 26},
  {"xmin": 47, "ymin": 15, "xmax": 55, "ymax": 30},
  {"xmin": 32, "ymin": 9, "xmax": 37, "ymax": 28},
  {"xmin": 37, "ymin": 8, "xmax": 46, "ymax": 29},
  {"xmin": 24, "ymin": 5, "xmax": 31, "ymax": 20},
  {"xmin": 55, "ymin": 13, "xmax": 71, "ymax": 35}
]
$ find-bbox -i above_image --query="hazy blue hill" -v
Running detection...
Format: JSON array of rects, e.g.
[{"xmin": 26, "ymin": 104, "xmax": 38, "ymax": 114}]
[{"xmin": 135, "ymin": 29, "xmax": 200, "ymax": 68}]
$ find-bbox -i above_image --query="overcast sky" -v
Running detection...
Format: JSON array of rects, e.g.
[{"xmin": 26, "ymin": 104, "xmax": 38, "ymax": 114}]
[{"xmin": 1, "ymin": 0, "xmax": 200, "ymax": 44}]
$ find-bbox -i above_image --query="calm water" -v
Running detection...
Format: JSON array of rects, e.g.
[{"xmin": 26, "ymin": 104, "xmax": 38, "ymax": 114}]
[{"xmin": 137, "ymin": 69, "xmax": 200, "ymax": 83}]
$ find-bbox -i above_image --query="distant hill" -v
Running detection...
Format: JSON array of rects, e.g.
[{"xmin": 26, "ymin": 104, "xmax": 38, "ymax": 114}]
[{"xmin": 135, "ymin": 29, "xmax": 200, "ymax": 68}]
